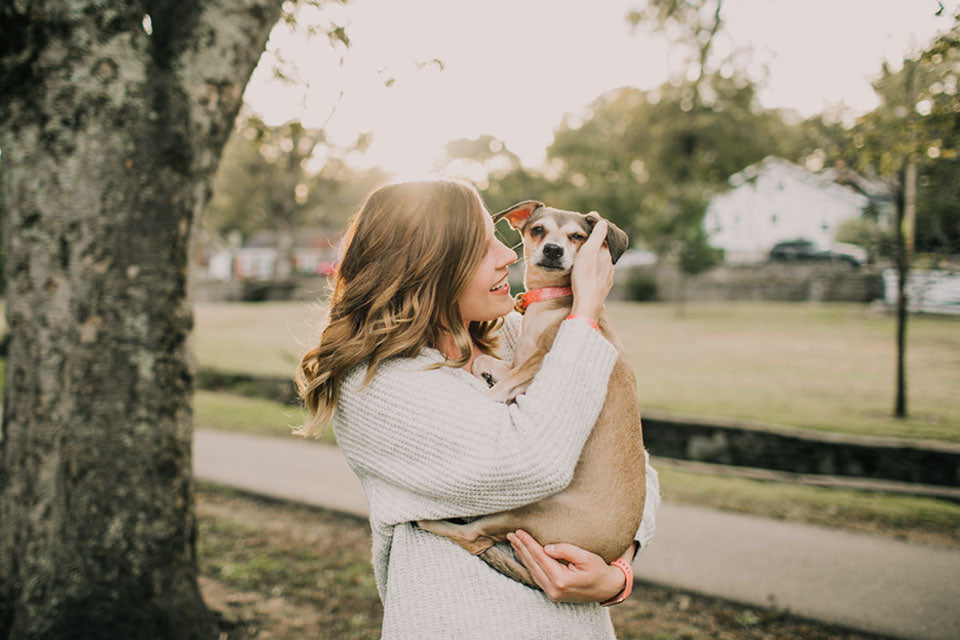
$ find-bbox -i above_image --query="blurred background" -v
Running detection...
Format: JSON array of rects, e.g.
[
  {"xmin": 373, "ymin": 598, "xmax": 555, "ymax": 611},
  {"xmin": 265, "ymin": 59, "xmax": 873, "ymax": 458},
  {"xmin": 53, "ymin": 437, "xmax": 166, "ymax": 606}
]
[
  {"xmin": 178, "ymin": 2, "xmax": 960, "ymax": 637},
  {"xmin": 2, "ymin": 1, "xmax": 959, "ymax": 639}
]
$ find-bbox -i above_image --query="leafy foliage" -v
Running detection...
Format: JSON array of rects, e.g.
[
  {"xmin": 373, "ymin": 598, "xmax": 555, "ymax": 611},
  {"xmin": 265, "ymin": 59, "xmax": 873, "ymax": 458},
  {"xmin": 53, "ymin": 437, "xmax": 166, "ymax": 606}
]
[
  {"xmin": 823, "ymin": 13, "xmax": 960, "ymax": 256},
  {"xmin": 204, "ymin": 116, "xmax": 385, "ymax": 243}
]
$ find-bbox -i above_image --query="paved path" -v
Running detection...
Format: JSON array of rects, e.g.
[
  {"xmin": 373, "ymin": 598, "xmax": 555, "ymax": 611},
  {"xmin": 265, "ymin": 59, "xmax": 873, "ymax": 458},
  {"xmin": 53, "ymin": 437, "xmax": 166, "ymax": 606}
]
[{"xmin": 194, "ymin": 429, "xmax": 960, "ymax": 640}]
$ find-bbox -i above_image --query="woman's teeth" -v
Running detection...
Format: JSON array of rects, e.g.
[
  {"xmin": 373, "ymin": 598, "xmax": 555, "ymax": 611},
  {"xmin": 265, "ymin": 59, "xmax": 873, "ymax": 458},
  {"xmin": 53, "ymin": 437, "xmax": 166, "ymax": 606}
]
[{"xmin": 490, "ymin": 279, "xmax": 509, "ymax": 292}]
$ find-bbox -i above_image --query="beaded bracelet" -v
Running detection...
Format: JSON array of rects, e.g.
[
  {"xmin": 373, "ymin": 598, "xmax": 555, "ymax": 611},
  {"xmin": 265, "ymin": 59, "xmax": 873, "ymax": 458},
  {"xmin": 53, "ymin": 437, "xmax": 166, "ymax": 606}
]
[{"xmin": 599, "ymin": 557, "xmax": 634, "ymax": 607}]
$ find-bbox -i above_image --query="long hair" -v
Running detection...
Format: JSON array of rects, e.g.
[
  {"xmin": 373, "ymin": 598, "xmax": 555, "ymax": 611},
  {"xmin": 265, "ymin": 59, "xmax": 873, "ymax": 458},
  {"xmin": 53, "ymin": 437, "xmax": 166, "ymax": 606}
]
[{"xmin": 293, "ymin": 179, "xmax": 502, "ymax": 437}]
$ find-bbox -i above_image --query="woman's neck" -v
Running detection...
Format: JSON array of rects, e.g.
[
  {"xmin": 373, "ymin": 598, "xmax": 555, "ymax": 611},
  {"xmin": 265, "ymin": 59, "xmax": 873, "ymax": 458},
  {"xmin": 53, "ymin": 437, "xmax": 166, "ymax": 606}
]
[{"xmin": 437, "ymin": 330, "xmax": 481, "ymax": 372}]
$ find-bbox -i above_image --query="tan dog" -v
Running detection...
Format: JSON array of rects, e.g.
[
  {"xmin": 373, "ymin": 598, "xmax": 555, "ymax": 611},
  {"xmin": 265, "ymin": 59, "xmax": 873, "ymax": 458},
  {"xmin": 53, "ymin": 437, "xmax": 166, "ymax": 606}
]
[{"xmin": 417, "ymin": 201, "xmax": 646, "ymax": 589}]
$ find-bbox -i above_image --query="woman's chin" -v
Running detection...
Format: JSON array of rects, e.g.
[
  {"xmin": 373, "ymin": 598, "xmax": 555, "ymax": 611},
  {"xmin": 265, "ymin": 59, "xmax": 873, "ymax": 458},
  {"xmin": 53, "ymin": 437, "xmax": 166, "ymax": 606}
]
[{"xmin": 484, "ymin": 297, "xmax": 515, "ymax": 320}]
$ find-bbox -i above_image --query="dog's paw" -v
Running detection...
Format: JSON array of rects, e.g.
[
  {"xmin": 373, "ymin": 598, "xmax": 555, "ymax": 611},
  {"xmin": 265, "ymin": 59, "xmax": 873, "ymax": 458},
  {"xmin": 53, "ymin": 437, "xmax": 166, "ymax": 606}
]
[{"xmin": 473, "ymin": 354, "xmax": 508, "ymax": 388}]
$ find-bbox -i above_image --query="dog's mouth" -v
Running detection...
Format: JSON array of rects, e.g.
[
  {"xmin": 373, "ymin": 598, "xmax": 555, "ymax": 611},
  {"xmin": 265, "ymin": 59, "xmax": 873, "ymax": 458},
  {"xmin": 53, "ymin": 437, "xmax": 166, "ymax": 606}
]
[{"xmin": 535, "ymin": 260, "xmax": 568, "ymax": 272}]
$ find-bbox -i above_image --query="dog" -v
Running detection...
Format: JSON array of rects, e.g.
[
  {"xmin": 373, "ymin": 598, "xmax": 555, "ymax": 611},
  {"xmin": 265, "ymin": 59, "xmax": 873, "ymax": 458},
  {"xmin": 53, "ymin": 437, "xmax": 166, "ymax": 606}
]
[{"xmin": 416, "ymin": 201, "xmax": 646, "ymax": 589}]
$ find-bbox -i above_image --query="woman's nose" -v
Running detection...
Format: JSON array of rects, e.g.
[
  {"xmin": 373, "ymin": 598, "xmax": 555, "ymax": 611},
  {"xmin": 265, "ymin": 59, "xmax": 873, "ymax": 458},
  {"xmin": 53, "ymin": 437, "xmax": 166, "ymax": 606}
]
[{"xmin": 498, "ymin": 242, "xmax": 517, "ymax": 266}]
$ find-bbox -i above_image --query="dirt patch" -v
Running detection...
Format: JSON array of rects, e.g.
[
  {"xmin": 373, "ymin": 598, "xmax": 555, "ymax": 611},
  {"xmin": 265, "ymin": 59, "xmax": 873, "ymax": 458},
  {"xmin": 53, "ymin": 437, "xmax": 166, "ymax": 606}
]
[{"xmin": 197, "ymin": 486, "xmax": 893, "ymax": 640}]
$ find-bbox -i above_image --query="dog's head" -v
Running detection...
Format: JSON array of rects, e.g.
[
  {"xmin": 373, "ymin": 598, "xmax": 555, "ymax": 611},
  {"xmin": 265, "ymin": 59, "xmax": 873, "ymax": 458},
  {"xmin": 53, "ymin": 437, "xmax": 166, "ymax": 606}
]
[{"xmin": 493, "ymin": 200, "xmax": 628, "ymax": 288}]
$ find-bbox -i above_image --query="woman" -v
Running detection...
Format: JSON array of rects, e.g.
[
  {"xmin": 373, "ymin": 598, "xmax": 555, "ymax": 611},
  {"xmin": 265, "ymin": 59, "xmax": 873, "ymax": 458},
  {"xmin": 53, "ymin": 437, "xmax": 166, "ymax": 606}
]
[{"xmin": 295, "ymin": 179, "xmax": 659, "ymax": 639}]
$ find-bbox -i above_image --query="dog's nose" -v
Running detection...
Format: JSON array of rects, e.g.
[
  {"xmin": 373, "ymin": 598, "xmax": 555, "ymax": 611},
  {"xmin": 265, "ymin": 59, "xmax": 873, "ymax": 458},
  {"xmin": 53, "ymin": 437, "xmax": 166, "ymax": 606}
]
[{"xmin": 543, "ymin": 243, "xmax": 564, "ymax": 260}]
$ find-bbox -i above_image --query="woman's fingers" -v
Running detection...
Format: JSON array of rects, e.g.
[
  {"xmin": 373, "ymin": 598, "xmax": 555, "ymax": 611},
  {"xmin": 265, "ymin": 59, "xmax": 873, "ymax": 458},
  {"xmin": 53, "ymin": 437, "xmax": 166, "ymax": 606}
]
[
  {"xmin": 507, "ymin": 530, "xmax": 628, "ymax": 603},
  {"xmin": 570, "ymin": 217, "xmax": 615, "ymax": 321},
  {"xmin": 583, "ymin": 219, "xmax": 609, "ymax": 253},
  {"xmin": 542, "ymin": 541, "xmax": 594, "ymax": 565},
  {"xmin": 507, "ymin": 530, "xmax": 557, "ymax": 594}
]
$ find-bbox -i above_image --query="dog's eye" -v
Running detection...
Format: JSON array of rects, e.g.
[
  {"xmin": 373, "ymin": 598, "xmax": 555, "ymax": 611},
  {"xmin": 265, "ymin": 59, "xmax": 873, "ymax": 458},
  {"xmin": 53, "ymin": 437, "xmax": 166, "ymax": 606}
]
[
  {"xmin": 570, "ymin": 233, "xmax": 587, "ymax": 242},
  {"xmin": 530, "ymin": 226, "xmax": 544, "ymax": 238}
]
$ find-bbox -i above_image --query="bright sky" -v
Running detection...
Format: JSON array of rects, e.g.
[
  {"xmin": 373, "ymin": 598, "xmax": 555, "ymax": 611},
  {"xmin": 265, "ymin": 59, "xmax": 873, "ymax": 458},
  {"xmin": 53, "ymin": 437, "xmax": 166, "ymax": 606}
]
[{"xmin": 243, "ymin": 0, "xmax": 959, "ymax": 179}]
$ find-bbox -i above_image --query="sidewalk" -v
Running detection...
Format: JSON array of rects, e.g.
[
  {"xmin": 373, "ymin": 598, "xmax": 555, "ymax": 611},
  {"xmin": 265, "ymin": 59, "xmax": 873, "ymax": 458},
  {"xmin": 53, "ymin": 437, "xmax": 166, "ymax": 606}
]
[{"xmin": 194, "ymin": 429, "xmax": 960, "ymax": 640}]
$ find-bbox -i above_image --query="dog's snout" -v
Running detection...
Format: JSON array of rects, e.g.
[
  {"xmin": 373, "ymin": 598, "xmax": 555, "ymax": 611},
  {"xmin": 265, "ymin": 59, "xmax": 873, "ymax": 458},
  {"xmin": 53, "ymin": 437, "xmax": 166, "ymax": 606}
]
[{"xmin": 542, "ymin": 243, "xmax": 564, "ymax": 260}]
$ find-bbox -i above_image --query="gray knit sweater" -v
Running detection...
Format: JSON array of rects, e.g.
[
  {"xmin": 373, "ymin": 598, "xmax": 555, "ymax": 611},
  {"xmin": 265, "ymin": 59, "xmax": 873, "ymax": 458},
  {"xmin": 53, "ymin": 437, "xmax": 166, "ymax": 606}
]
[{"xmin": 334, "ymin": 313, "xmax": 660, "ymax": 639}]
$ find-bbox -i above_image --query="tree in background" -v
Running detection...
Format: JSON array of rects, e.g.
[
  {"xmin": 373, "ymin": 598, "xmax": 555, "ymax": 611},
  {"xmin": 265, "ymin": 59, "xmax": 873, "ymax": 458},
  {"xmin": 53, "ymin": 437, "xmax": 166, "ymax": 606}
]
[
  {"xmin": 845, "ymin": 10, "xmax": 960, "ymax": 418},
  {"xmin": 435, "ymin": 135, "xmax": 562, "ymax": 253},
  {"xmin": 204, "ymin": 115, "xmax": 383, "ymax": 277},
  {"xmin": 200, "ymin": 0, "xmax": 356, "ymax": 279},
  {"xmin": 0, "ymin": 1, "xmax": 284, "ymax": 637},
  {"xmin": 203, "ymin": 5, "xmax": 443, "ymax": 280}
]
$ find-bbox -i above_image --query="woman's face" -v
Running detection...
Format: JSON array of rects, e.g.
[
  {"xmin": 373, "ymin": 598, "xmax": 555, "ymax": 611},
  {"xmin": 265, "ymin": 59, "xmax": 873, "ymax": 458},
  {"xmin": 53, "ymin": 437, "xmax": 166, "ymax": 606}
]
[{"xmin": 458, "ymin": 213, "xmax": 517, "ymax": 324}]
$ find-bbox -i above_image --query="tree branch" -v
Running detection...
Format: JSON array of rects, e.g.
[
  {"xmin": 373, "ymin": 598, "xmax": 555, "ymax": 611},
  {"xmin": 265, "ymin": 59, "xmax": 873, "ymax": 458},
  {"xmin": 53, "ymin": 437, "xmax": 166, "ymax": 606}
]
[{"xmin": 174, "ymin": 0, "xmax": 284, "ymax": 173}]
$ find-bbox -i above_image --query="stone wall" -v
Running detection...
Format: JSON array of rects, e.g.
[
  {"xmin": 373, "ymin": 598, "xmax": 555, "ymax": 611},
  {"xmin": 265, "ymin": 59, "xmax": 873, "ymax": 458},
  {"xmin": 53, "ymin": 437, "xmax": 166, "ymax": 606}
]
[
  {"xmin": 617, "ymin": 263, "xmax": 885, "ymax": 303},
  {"xmin": 641, "ymin": 409, "xmax": 960, "ymax": 487}
]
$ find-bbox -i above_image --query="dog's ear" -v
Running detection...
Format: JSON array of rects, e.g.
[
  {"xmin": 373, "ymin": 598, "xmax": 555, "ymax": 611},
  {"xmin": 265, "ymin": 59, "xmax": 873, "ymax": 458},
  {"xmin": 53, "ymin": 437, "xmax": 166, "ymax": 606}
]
[
  {"xmin": 585, "ymin": 212, "xmax": 629, "ymax": 264},
  {"xmin": 492, "ymin": 200, "xmax": 544, "ymax": 230}
]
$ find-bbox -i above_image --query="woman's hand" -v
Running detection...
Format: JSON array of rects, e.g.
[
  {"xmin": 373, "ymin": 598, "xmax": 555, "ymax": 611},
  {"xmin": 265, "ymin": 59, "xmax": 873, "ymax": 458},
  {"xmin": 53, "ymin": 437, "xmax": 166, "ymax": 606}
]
[
  {"xmin": 570, "ymin": 219, "xmax": 615, "ymax": 323},
  {"xmin": 506, "ymin": 529, "xmax": 630, "ymax": 603}
]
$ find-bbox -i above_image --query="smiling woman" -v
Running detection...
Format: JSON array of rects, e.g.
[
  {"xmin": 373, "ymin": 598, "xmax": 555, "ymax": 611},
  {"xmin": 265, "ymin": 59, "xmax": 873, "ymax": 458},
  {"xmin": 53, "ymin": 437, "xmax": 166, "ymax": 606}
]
[{"xmin": 291, "ymin": 178, "xmax": 652, "ymax": 639}]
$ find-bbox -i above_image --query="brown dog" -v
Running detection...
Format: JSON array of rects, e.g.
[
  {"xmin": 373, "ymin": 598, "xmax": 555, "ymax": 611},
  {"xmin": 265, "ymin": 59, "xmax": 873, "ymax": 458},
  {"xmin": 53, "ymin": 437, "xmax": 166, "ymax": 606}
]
[{"xmin": 416, "ymin": 201, "xmax": 646, "ymax": 589}]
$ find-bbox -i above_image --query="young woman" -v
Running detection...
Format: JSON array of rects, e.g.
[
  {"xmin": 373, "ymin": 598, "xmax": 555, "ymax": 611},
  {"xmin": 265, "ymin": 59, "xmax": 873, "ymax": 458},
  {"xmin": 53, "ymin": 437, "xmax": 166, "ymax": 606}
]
[{"xmin": 295, "ymin": 179, "xmax": 659, "ymax": 639}]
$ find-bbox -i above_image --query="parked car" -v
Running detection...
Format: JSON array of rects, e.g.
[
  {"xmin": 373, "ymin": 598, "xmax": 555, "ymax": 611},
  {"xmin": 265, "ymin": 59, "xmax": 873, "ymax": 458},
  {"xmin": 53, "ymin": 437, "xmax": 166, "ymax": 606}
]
[{"xmin": 768, "ymin": 240, "xmax": 861, "ymax": 267}]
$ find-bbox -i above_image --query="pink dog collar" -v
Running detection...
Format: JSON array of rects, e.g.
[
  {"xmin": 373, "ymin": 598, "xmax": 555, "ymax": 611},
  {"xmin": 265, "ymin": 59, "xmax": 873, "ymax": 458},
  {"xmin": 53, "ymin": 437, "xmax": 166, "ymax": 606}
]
[{"xmin": 514, "ymin": 286, "xmax": 573, "ymax": 313}]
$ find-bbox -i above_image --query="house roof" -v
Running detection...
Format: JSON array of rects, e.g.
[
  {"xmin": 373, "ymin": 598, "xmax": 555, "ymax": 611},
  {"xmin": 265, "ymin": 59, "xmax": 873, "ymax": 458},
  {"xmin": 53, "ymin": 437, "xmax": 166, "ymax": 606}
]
[
  {"xmin": 726, "ymin": 156, "xmax": 869, "ymax": 209},
  {"xmin": 820, "ymin": 165, "xmax": 895, "ymax": 201}
]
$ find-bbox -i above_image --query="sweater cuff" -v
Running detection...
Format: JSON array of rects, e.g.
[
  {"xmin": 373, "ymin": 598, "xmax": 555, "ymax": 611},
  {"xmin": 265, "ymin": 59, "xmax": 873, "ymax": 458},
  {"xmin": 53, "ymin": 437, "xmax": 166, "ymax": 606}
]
[{"xmin": 555, "ymin": 315, "xmax": 618, "ymax": 364}]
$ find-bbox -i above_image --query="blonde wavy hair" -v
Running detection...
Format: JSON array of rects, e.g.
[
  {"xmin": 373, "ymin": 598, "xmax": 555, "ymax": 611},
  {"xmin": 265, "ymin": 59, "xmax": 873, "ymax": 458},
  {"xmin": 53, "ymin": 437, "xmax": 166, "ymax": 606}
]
[{"xmin": 294, "ymin": 179, "xmax": 503, "ymax": 437}]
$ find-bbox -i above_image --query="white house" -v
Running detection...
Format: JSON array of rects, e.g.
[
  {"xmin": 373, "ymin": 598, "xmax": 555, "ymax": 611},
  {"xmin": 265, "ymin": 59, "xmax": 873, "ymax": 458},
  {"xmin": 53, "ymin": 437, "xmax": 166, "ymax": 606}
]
[
  {"xmin": 194, "ymin": 228, "xmax": 342, "ymax": 281},
  {"xmin": 704, "ymin": 156, "xmax": 870, "ymax": 263}
]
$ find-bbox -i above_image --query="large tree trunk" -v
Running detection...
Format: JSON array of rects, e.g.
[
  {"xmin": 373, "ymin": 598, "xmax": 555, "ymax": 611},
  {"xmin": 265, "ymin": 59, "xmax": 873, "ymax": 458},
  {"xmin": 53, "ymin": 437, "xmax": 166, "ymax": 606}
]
[{"xmin": 0, "ymin": 2, "xmax": 281, "ymax": 638}]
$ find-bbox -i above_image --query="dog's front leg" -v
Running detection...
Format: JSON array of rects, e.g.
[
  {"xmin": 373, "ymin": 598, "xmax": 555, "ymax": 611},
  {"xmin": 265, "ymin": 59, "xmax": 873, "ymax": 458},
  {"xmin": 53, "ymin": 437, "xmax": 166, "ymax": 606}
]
[
  {"xmin": 416, "ymin": 518, "xmax": 498, "ymax": 555},
  {"xmin": 487, "ymin": 351, "xmax": 544, "ymax": 403}
]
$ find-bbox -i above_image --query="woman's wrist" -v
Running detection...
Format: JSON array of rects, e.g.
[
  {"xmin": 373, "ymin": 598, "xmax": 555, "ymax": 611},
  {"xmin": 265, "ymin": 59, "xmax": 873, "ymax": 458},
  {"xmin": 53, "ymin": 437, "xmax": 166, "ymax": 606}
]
[
  {"xmin": 568, "ymin": 300, "xmax": 600, "ymax": 323},
  {"xmin": 602, "ymin": 561, "xmax": 627, "ymax": 597},
  {"xmin": 600, "ymin": 557, "xmax": 634, "ymax": 606},
  {"xmin": 566, "ymin": 313, "xmax": 600, "ymax": 331}
]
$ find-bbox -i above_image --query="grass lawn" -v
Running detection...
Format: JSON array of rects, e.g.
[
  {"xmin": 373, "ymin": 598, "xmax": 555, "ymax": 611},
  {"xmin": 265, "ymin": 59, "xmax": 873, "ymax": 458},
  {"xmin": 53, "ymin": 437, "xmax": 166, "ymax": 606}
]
[
  {"xmin": 193, "ymin": 389, "xmax": 337, "ymax": 447},
  {"xmin": 193, "ymin": 299, "xmax": 960, "ymax": 443}
]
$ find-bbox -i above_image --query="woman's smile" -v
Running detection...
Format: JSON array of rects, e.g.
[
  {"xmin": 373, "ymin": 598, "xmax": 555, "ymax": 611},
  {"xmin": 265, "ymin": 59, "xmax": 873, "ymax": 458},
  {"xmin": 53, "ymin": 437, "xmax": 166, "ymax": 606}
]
[{"xmin": 489, "ymin": 276, "xmax": 510, "ymax": 294}]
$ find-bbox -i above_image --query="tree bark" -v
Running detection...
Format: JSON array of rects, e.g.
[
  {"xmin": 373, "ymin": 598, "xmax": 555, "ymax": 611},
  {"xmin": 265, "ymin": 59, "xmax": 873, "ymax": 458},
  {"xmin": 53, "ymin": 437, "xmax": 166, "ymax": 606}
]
[{"xmin": 0, "ymin": 2, "xmax": 281, "ymax": 638}]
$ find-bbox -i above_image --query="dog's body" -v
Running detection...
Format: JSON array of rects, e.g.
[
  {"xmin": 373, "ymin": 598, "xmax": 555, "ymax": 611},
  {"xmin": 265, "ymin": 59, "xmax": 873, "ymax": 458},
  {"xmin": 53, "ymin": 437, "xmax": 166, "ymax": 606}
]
[{"xmin": 417, "ymin": 202, "xmax": 646, "ymax": 589}]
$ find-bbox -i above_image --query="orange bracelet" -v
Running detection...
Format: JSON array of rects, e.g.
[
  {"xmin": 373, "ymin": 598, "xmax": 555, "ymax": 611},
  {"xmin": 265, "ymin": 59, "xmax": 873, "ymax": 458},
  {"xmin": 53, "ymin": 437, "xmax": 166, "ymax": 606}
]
[
  {"xmin": 600, "ymin": 557, "xmax": 634, "ymax": 607},
  {"xmin": 565, "ymin": 314, "xmax": 600, "ymax": 332}
]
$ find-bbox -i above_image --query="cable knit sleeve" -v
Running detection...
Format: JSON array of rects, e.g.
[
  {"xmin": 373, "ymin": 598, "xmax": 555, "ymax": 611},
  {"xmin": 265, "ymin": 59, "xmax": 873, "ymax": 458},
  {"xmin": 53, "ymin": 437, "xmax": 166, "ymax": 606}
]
[{"xmin": 333, "ymin": 318, "xmax": 619, "ymax": 524}]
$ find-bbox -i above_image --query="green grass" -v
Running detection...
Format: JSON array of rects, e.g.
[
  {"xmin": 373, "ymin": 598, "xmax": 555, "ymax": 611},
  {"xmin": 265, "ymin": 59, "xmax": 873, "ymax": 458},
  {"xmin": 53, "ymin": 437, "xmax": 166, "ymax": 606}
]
[
  {"xmin": 192, "ymin": 300, "xmax": 321, "ymax": 379},
  {"xmin": 193, "ymin": 389, "xmax": 337, "ymax": 446},
  {"xmin": 659, "ymin": 465, "xmax": 960, "ymax": 547},
  {"xmin": 193, "ymin": 300, "xmax": 960, "ymax": 443},
  {"xmin": 608, "ymin": 301, "xmax": 960, "ymax": 442}
]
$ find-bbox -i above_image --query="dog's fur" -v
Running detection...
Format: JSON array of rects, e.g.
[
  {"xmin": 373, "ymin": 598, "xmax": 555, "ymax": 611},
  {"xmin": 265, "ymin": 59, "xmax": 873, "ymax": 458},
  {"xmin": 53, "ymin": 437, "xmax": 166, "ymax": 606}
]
[{"xmin": 416, "ymin": 201, "xmax": 646, "ymax": 589}]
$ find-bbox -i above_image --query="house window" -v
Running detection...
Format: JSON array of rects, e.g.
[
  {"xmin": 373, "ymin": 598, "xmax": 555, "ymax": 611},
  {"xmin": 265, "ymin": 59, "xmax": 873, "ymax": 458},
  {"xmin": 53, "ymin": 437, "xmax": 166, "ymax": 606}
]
[{"xmin": 771, "ymin": 214, "xmax": 778, "ymax": 224}]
